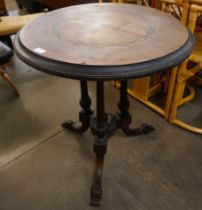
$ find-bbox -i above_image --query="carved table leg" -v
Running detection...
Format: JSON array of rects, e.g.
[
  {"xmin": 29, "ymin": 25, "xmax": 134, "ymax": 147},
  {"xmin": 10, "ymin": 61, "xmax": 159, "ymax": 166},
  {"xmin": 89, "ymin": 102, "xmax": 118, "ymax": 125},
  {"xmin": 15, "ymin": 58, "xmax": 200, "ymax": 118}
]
[
  {"xmin": 90, "ymin": 81, "xmax": 108, "ymax": 206},
  {"xmin": 62, "ymin": 80, "xmax": 93, "ymax": 133},
  {"xmin": 118, "ymin": 80, "xmax": 154, "ymax": 136}
]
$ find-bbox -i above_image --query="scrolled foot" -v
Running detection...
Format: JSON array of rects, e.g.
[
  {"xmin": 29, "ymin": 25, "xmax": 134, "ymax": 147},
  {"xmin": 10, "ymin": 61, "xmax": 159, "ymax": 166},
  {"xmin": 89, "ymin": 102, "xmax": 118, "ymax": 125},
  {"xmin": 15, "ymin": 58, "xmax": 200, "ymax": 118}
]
[
  {"xmin": 141, "ymin": 123, "xmax": 155, "ymax": 134},
  {"xmin": 62, "ymin": 111, "xmax": 92, "ymax": 133},
  {"xmin": 119, "ymin": 114, "xmax": 154, "ymax": 136},
  {"xmin": 62, "ymin": 120, "xmax": 88, "ymax": 133}
]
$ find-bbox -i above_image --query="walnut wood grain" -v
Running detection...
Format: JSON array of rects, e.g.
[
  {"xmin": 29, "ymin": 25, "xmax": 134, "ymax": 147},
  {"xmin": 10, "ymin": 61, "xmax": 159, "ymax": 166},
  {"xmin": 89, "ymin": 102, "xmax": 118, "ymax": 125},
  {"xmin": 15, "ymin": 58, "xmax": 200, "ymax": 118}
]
[
  {"xmin": 19, "ymin": 3, "xmax": 189, "ymax": 66},
  {"xmin": 15, "ymin": 3, "xmax": 193, "ymax": 81}
]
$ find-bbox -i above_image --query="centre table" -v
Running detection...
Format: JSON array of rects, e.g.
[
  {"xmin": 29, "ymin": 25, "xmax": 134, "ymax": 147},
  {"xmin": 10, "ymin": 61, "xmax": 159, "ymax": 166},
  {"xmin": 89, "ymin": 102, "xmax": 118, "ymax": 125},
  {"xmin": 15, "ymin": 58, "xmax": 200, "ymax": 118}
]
[{"xmin": 14, "ymin": 3, "xmax": 193, "ymax": 206}]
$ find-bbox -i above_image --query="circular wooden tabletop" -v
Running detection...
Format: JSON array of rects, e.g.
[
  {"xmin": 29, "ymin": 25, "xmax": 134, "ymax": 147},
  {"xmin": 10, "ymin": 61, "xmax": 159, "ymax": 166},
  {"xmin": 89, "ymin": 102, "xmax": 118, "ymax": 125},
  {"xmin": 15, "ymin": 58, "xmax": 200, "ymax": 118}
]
[{"xmin": 15, "ymin": 3, "xmax": 193, "ymax": 80}]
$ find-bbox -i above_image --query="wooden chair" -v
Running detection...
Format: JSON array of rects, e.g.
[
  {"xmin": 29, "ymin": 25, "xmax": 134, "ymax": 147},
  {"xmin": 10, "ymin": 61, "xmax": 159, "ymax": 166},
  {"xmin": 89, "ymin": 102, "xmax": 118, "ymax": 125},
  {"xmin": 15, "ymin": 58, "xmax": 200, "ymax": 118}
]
[
  {"xmin": 188, "ymin": 0, "xmax": 202, "ymax": 86},
  {"xmin": 0, "ymin": 13, "xmax": 43, "ymax": 36},
  {"xmin": 0, "ymin": 0, "xmax": 42, "ymax": 95},
  {"xmin": 0, "ymin": 0, "xmax": 13, "ymax": 48},
  {"xmin": 0, "ymin": 41, "xmax": 19, "ymax": 95},
  {"xmin": 116, "ymin": 0, "xmax": 150, "ymax": 7},
  {"xmin": 0, "ymin": 0, "xmax": 43, "ymax": 48},
  {"xmin": 126, "ymin": 0, "xmax": 190, "ymax": 119},
  {"xmin": 160, "ymin": 0, "xmax": 189, "ymax": 23},
  {"xmin": 168, "ymin": 3, "xmax": 202, "ymax": 134},
  {"xmin": 99, "ymin": 0, "xmax": 150, "ymax": 6}
]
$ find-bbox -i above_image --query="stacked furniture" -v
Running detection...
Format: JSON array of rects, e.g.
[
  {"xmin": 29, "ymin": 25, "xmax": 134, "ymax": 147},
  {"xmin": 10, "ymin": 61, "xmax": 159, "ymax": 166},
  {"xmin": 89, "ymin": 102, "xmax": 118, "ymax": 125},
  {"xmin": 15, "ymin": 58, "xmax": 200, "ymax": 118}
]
[
  {"xmin": 126, "ymin": 0, "xmax": 202, "ymax": 134},
  {"xmin": 168, "ymin": 0, "xmax": 202, "ymax": 133},
  {"xmin": 116, "ymin": 0, "xmax": 189, "ymax": 119}
]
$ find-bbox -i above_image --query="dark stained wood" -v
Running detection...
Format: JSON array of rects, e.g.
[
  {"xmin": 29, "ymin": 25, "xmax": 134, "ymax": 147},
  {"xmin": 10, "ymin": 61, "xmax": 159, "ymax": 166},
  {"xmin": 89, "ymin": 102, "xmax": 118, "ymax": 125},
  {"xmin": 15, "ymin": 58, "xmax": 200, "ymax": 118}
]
[
  {"xmin": 0, "ymin": 0, "xmax": 6, "ymax": 13},
  {"xmin": 18, "ymin": 3, "xmax": 190, "ymax": 66},
  {"xmin": 15, "ymin": 3, "xmax": 193, "ymax": 80},
  {"xmin": 91, "ymin": 81, "xmax": 107, "ymax": 206},
  {"xmin": 62, "ymin": 80, "xmax": 93, "ymax": 133},
  {"xmin": 118, "ymin": 80, "xmax": 154, "ymax": 135},
  {"xmin": 62, "ymin": 80, "xmax": 155, "ymax": 206},
  {"xmin": 37, "ymin": 0, "xmax": 97, "ymax": 9},
  {"xmin": 14, "ymin": 3, "xmax": 194, "ymax": 207}
]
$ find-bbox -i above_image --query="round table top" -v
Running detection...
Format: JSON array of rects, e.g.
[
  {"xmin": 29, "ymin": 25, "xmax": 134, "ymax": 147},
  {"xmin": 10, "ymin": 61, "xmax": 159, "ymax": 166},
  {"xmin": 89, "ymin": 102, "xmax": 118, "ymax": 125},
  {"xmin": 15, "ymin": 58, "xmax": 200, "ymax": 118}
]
[{"xmin": 15, "ymin": 3, "xmax": 193, "ymax": 80}]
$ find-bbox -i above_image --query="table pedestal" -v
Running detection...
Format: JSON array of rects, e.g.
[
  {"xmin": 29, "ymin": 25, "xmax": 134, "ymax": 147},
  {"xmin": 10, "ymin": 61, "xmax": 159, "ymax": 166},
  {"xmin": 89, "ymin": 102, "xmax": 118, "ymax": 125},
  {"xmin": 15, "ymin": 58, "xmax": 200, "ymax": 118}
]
[{"xmin": 62, "ymin": 80, "xmax": 154, "ymax": 206}]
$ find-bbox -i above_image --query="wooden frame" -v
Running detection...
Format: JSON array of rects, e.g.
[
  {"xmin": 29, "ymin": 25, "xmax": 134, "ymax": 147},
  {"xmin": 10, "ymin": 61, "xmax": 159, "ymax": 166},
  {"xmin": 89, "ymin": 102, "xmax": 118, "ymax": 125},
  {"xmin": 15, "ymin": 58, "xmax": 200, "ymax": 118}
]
[
  {"xmin": 168, "ymin": 3, "xmax": 202, "ymax": 134},
  {"xmin": 0, "ymin": 13, "xmax": 43, "ymax": 36},
  {"xmin": 0, "ymin": 66, "xmax": 19, "ymax": 95},
  {"xmin": 126, "ymin": 0, "xmax": 190, "ymax": 119}
]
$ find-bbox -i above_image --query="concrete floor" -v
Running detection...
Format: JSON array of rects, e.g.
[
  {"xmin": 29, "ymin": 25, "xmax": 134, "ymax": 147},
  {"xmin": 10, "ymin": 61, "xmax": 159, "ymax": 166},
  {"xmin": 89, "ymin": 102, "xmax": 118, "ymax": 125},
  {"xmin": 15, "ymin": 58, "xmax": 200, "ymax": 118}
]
[{"xmin": 0, "ymin": 53, "xmax": 202, "ymax": 210}]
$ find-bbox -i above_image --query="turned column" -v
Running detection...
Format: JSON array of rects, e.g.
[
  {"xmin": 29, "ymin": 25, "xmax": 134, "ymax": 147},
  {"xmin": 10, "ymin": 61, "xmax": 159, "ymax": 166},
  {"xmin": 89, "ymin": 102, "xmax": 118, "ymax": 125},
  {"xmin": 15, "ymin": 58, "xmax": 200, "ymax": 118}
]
[
  {"xmin": 62, "ymin": 80, "xmax": 93, "ymax": 133},
  {"xmin": 90, "ymin": 81, "xmax": 108, "ymax": 206}
]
